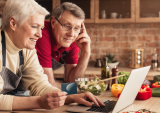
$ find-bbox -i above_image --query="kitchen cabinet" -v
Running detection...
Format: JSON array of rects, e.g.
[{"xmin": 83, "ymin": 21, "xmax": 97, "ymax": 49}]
[
  {"xmin": 95, "ymin": 0, "xmax": 136, "ymax": 23},
  {"xmin": 35, "ymin": 0, "xmax": 53, "ymax": 21},
  {"xmin": 136, "ymin": 0, "xmax": 160, "ymax": 23},
  {"xmin": 36, "ymin": 0, "xmax": 160, "ymax": 23},
  {"xmin": 53, "ymin": 0, "xmax": 95, "ymax": 23},
  {"xmin": 36, "ymin": 0, "xmax": 94, "ymax": 23}
]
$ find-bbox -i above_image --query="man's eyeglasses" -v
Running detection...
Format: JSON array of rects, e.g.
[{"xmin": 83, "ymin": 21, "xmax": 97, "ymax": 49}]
[{"xmin": 55, "ymin": 17, "xmax": 83, "ymax": 34}]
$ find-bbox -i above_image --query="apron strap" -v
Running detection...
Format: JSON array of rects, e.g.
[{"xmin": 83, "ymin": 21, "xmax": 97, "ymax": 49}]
[
  {"xmin": 1, "ymin": 30, "xmax": 24, "ymax": 66},
  {"xmin": 1, "ymin": 30, "xmax": 6, "ymax": 67},
  {"xmin": 19, "ymin": 50, "xmax": 24, "ymax": 65}
]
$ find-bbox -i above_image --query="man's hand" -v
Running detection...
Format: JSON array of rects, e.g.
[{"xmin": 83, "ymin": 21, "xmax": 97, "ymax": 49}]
[
  {"xmin": 37, "ymin": 91, "xmax": 67, "ymax": 109},
  {"xmin": 66, "ymin": 92, "xmax": 105, "ymax": 107},
  {"xmin": 75, "ymin": 22, "xmax": 91, "ymax": 53}
]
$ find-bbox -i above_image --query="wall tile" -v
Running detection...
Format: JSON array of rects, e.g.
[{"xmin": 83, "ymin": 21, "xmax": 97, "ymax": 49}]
[{"xmin": 86, "ymin": 23, "xmax": 160, "ymax": 67}]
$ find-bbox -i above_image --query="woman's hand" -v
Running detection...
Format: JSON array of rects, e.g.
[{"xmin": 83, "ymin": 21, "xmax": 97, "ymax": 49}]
[
  {"xmin": 66, "ymin": 92, "xmax": 105, "ymax": 107},
  {"xmin": 37, "ymin": 91, "xmax": 67, "ymax": 109}
]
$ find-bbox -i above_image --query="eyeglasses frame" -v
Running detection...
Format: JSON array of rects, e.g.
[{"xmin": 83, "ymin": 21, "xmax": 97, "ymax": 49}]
[{"xmin": 54, "ymin": 17, "xmax": 83, "ymax": 33}]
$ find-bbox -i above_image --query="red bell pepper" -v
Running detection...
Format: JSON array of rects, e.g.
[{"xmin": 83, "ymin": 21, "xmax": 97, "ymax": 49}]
[
  {"xmin": 141, "ymin": 84, "xmax": 150, "ymax": 89},
  {"xmin": 118, "ymin": 93, "xmax": 121, "ymax": 98},
  {"xmin": 151, "ymin": 81, "xmax": 160, "ymax": 88},
  {"xmin": 136, "ymin": 84, "xmax": 152, "ymax": 100}
]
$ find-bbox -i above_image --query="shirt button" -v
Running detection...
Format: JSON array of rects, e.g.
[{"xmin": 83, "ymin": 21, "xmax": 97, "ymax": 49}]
[{"xmin": 56, "ymin": 56, "xmax": 57, "ymax": 58}]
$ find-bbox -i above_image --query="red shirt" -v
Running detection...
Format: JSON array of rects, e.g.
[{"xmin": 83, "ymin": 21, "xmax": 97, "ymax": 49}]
[{"xmin": 35, "ymin": 21, "xmax": 79, "ymax": 68}]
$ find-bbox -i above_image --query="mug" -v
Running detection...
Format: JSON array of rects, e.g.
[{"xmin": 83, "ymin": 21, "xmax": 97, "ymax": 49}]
[{"xmin": 111, "ymin": 12, "xmax": 118, "ymax": 19}]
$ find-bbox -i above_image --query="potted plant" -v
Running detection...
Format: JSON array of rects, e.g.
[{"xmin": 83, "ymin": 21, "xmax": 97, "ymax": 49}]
[{"xmin": 106, "ymin": 53, "xmax": 119, "ymax": 69}]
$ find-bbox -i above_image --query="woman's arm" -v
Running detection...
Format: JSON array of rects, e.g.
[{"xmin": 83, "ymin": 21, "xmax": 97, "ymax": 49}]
[
  {"xmin": 65, "ymin": 92, "xmax": 105, "ymax": 107},
  {"xmin": 12, "ymin": 90, "xmax": 67, "ymax": 110}
]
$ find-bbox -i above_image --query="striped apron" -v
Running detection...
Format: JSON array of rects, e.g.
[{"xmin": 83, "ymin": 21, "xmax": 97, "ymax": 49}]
[
  {"xmin": 52, "ymin": 51, "xmax": 69, "ymax": 71},
  {"xmin": 0, "ymin": 30, "xmax": 29, "ymax": 96}
]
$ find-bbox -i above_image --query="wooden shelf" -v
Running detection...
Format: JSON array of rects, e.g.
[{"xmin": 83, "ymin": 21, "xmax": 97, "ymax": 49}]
[
  {"xmin": 136, "ymin": 0, "xmax": 160, "ymax": 23},
  {"xmin": 36, "ymin": 0, "xmax": 160, "ymax": 24},
  {"xmin": 95, "ymin": 0, "xmax": 136, "ymax": 23}
]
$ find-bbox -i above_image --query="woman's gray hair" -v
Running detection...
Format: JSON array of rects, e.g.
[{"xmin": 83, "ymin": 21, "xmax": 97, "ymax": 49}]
[
  {"xmin": 2, "ymin": 0, "xmax": 49, "ymax": 30},
  {"xmin": 50, "ymin": 2, "xmax": 85, "ymax": 21}
]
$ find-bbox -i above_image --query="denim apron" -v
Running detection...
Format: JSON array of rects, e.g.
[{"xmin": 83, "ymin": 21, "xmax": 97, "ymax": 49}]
[{"xmin": 0, "ymin": 30, "xmax": 29, "ymax": 96}]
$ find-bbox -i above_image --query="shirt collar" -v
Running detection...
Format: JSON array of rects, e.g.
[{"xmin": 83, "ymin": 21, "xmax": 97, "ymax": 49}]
[
  {"xmin": 4, "ymin": 30, "xmax": 22, "ymax": 54},
  {"xmin": 51, "ymin": 39, "xmax": 71, "ymax": 52}
]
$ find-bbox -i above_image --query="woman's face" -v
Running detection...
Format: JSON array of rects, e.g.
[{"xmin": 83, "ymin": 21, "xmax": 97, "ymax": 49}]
[{"xmin": 11, "ymin": 13, "xmax": 45, "ymax": 49}]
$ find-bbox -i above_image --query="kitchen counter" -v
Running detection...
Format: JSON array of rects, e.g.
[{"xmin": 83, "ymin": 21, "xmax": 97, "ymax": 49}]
[
  {"xmin": 54, "ymin": 66, "xmax": 160, "ymax": 80},
  {"xmin": 8, "ymin": 91, "xmax": 160, "ymax": 113},
  {"xmin": 5, "ymin": 91, "xmax": 160, "ymax": 113}
]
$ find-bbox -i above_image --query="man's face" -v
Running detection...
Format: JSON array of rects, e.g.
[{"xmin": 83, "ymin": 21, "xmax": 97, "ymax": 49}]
[
  {"xmin": 11, "ymin": 14, "xmax": 45, "ymax": 49},
  {"xmin": 51, "ymin": 11, "xmax": 83, "ymax": 48}
]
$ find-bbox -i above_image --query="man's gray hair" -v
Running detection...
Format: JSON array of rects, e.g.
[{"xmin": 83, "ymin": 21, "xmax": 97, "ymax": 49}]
[
  {"xmin": 50, "ymin": 2, "xmax": 85, "ymax": 21},
  {"xmin": 2, "ymin": 0, "xmax": 49, "ymax": 30}
]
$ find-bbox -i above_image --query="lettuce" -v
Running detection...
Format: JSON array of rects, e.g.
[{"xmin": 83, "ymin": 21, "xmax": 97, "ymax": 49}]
[{"xmin": 117, "ymin": 71, "xmax": 130, "ymax": 85}]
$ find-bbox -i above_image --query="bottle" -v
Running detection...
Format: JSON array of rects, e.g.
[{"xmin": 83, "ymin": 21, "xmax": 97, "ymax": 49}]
[
  {"xmin": 151, "ymin": 48, "xmax": 159, "ymax": 70},
  {"xmin": 101, "ymin": 57, "xmax": 110, "ymax": 90},
  {"xmin": 111, "ymin": 66, "xmax": 118, "ymax": 85},
  {"xmin": 101, "ymin": 10, "xmax": 106, "ymax": 19},
  {"xmin": 106, "ymin": 65, "xmax": 110, "ymax": 90},
  {"xmin": 101, "ymin": 57, "xmax": 107, "ymax": 79},
  {"xmin": 119, "ymin": 14, "xmax": 122, "ymax": 19},
  {"xmin": 95, "ymin": 58, "xmax": 102, "ymax": 67}
]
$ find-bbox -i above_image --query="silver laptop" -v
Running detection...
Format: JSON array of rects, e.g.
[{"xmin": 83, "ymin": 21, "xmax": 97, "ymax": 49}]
[{"xmin": 67, "ymin": 66, "xmax": 151, "ymax": 113}]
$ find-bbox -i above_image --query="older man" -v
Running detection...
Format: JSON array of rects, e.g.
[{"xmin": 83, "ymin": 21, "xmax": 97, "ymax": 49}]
[{"xmin": 35, "ymin": 2, "xmax": 91, "ymax": 88}]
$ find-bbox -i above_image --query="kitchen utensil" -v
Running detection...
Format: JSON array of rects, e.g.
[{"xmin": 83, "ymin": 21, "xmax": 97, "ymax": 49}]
[
  {"xmin": 95, "ymin": 58, "xmax": 102, "ymax": 67},
  {"xmin": 92, "ymin": 73, "xmax": 100, "ymax": 80},
  {"xmin": 87, "ymin": 74, "xmax": 125, "ymax": 85},
  {"xmin": 111, "ymin": 12, "xmax": 118, "ymax": 19},
  {"xmin": 129, "ymin": 49, "xmax": 144, "ymax": 68},
  {"xmin": 101, "ymin": 10, "xmax": 106, "ymax": 19},
  {"xmin": 151, "ymin": 53, "xmax": 158, "ymax": 70}
]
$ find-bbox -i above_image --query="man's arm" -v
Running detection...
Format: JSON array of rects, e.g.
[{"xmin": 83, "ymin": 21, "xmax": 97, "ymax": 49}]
[
  {"xmin": 64, "ymin": 51, "xmax": 90, "ymax": 82},
  {"xmin": 43, "ymin": 67, "xmax": 62, "ymax": 89},
  {"xmin": 64, "ymin": 22, "xmax": 91, "ymax": 82}
]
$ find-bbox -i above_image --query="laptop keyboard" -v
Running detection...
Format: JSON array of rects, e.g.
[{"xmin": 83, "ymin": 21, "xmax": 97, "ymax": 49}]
[{"xmin": 86, "ymin": 100, "xmax": 117, "ymax": 112}]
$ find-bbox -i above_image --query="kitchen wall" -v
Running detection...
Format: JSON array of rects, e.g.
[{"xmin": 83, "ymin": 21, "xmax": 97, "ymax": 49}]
[
  {"xmin": 0, "ymin": 1, "xmax": 159, "ymax": 67},
  {"xmin": 86, "ymin": 23, "xmax": 160, "ymax": 67},
  {"xmin": 0, "ymin": 0, "xmax": 6, "ymax": 15}
]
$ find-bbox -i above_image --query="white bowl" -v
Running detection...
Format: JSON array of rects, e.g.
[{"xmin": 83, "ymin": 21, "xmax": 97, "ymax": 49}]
[{"xmin": 107, "ymin": 62, "xmax": 119, "ymax": 70}]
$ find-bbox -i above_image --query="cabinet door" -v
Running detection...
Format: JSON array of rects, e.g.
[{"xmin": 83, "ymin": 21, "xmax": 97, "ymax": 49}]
[
  {"xmin": 35, "ymin": 0, "xmax": 54, "ymax": 21},
  {"xmin": 95, "ymin": 0, "xmax": 135, "ymax": 23},
  {"xmin": 136, "ymin": 0, "xmax": 160, "ymax": 23},
  {"xmin": 53, "ymin": 0, "xmax": 95, "ymax": 23}
]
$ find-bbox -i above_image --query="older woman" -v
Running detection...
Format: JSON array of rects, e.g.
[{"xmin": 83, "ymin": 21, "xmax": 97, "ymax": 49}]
[{"xmin": 0, "ymin": 0, "xmax": 104, "ymax": 111}]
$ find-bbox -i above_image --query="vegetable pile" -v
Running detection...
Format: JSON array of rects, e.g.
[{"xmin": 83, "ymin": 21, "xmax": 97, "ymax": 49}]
[
  {"xmin": 78, "ymin": 78, "xmax": 107, "ymax": 95},
  {"xmin": 152, "ymin": 81, "xmax": 160, "ymax": 88},
  {"xmin": 117, "ymin": 71, "xmax": 130, "ymax": 85}
]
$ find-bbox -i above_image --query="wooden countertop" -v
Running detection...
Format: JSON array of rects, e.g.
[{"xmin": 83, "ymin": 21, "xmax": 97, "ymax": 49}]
[
  {"xmin": 54, "ymin": 66, "xmax": 160, "ymax": 80},
  {"xmin": 8, "ymin": 91, "xmax": 160, "ymax": 113}
]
